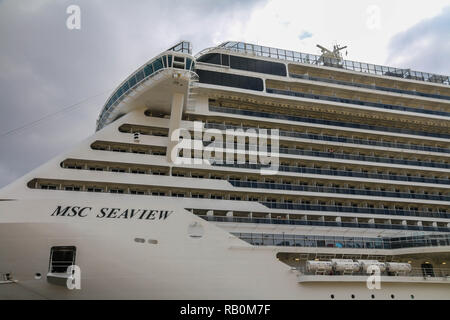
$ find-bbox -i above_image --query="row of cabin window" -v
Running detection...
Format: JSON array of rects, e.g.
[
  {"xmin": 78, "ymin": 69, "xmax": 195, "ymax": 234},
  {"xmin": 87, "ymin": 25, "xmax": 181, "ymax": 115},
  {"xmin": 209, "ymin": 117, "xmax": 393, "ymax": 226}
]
[
  {"xmin": 63, "ymin": 164, "xmax": 448, "ymax": 195},
  {"xmin": 92, "ymin": 145, "xmax": 166, "ymax": 156},
  {"xmin": 37, "ymin": 183, "xmax": 446, "ymax": 210}
]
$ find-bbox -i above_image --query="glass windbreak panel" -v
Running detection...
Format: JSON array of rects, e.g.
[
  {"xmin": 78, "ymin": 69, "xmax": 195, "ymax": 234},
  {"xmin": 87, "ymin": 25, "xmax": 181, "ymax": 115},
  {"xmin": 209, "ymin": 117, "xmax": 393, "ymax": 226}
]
[
  {"xmin": 168, "ymin": 55, "xmax": 172, "ymax": 68},
  {"xmin": 185, "ymin": 58, "xmax": 192, "ymax": 70},
  {"xmin": 135, "ymin": 70, "xmax": 144, "ymax": 83},
  {"xmin": 120, "ymin": 83, "xmax": 128, "ymax": 95},
  {"xmin": 153, "ymin": 58, "xmax": 163, "ymax": 72},
  {"xmin": 162, "ymin": 55, "xmax": 167, "ymax": 68},
  {"xmin": 144, "ymin": 64, "xmax": 153, "ymax": 77},
  {"xmin": 128, "ymin": 75, "xmax": 137, "ymax": 88},
  {"xmin": 167, "ymin": 41, "xmax": 191, "ymax": 54}
]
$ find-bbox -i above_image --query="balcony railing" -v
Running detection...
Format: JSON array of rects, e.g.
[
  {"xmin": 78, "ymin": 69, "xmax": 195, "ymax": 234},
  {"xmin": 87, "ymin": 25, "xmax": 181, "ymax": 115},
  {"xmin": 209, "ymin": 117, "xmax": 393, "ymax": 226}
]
[
  {"xmin": 229, "ymin": 231, "xmax": 450, "ymax": 250},
  {"xmin": 290, "ymin": 73, "xmax": 450, "ymax": 101},
  {"xmin": 267, "ymin": 88, "xmax": 450, "ymax": 117},
  {"xmin": 209, "ymin": 106, "xmax": 450, "ymax": 139},
  {"xmin": 201, "ymin": 215, "xmax": 450, "ymax": 233},
  {"xmin": 296, "ymin": 267, "xmax": 450, "ymax": 280},
  {"xmin": 213, "ymin": 161, "xmax": 450, "ymax": 186},
  {"xmin": 217, "ymin": 41, "xmax": 450, "ymax": 86},
  {"xmin": 260, "ymin": 201, "xmax": 450, "ymax": 220},
  {"xmin": 204, "ymin": 122, "xmax": 450, "ymax": 154},
  {"xmin": 227, "ymin": 179, "xmax": 450, "ymax": 202},
  {"xmin": 207, "ymin": 141, "xmax": 450, "ymax": 169}
]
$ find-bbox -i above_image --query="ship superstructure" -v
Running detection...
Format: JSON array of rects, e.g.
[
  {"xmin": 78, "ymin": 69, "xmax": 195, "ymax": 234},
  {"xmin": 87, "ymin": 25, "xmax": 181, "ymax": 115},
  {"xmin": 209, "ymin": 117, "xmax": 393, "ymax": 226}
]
[{"xmin": 0, "ymin": 40, "xmax": 449, "ymax": 299}]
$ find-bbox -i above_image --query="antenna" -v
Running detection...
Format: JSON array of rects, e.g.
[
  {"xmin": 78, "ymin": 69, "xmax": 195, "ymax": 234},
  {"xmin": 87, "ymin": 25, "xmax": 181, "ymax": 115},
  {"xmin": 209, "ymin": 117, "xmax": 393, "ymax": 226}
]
[{"xmin": 316, "ymin": 43, "xmax": 348, "ymax": 68}]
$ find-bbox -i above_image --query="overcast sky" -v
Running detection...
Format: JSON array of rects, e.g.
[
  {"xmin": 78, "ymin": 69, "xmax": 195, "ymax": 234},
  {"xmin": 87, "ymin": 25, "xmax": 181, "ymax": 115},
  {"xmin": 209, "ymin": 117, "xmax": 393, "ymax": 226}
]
[{"xmin": 0, "ymin": 0, "xmax": 449, "ymax": 188}]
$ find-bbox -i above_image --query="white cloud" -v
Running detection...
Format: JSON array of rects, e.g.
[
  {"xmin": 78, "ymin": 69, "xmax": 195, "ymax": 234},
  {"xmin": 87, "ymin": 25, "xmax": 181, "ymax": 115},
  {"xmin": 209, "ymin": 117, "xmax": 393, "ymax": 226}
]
[
  {"xmin": 225, "ymin": 0, "xmax": 450, "ymax": 65},
  {"xmin": 386, "ymin": 6, "xmax": 450, "ymax": 75}
]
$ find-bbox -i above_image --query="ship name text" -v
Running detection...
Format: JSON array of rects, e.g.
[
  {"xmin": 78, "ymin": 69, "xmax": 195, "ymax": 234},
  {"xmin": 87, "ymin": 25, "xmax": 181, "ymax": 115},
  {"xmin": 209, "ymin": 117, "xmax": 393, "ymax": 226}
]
[{"xmin": 51, "ymin": 206, "xmax": 173, "ymax": 220}]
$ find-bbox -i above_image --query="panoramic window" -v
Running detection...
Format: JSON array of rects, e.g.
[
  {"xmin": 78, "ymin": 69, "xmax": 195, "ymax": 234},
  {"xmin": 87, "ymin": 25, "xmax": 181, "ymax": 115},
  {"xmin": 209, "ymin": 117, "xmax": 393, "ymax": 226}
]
[
  {"xmin": 196, "ymin": 69, "xmax": 263, "ymax": 91},
  {"xmin": 229, "ymin": 55, "xmax": 286, "ymax": 76},
  {"xmin": 197, "ymin": 53, "xmax": 286, "ymax": 76}
]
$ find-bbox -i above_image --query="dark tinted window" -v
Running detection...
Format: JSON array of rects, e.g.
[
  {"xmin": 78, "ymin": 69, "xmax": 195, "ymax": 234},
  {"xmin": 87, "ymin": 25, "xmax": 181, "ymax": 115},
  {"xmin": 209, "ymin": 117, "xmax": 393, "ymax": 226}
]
[
  {"xmin": 153, "ymin": 58, "xmax": 163, "ymax": 72},
  {"xmin": 230, "ymin": 55, "xmax": 286, "ymax": 76},
  {"xmin": 222, "ymin": 54, "xmax": 230, "ymax": 66},
  {"xmin": 185, "ymin": 58, "xmax": 192, "ymax": 70},
  {"xmin": 197, "ymin": 53, "xmax": 286, "ymax": 76},
  {"xmin": 143, "ymin": 64, "xmax": 153, "ymax": 77},
  {"xmin": 197, "ymin": 69, "xmax": 263, "ymax": 91},
  {"xmin": 49, "ymin": 246, "xmax": 76, "ymax": 273},
  {"xmin": 197, "ymin": 53, "xmax": 221, "ymax": 65}
]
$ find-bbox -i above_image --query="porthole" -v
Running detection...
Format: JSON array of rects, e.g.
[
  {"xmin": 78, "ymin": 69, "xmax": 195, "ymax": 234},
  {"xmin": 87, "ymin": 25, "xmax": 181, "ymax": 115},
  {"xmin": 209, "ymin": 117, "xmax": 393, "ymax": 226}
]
[
  {"xmin": 34, "ymin": 273, "xmax": 42, "ymax": 280},
  {"xmin": 371, "ymin": 294, "xmax": 375, "ymax": 299},
  {"xmin": 148, "ymin": 239, "xmax": 158, "ymax": 244},
  {"xmin": 330, "ymin": 294, "xmax": 335, "ymax": 299},
  {"xmin": 351, "ymin": 294, "xmax": 355, "ymax": 299},
  {"xmin": 391, "ymin": 294, "xmax": 395, "ymax": 299},
  {"xmin": 411, "ymin": 294, "xmax": 415, "ymax": 299},
  {"xmin": 134, "ymin": 238, "xmax": 145, "ymax": 243}
]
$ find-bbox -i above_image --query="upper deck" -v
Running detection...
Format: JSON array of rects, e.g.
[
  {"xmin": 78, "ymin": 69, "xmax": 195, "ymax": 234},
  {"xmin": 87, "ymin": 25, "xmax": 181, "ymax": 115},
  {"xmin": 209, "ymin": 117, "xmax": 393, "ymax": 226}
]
[
  {"xmin": 207, "ymin": 41, "xmax": 449, "ymax": 86},
  {"xmin": 97, "ymin": 40, "xmax": 450, "ymax": 131}
]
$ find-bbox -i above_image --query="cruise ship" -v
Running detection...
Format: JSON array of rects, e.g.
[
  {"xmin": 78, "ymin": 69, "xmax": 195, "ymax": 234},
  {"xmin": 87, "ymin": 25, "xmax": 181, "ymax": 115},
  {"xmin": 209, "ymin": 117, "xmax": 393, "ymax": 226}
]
[{"xmin": 1, "ymin": 40, "xmax": 450, "ymax": 300}]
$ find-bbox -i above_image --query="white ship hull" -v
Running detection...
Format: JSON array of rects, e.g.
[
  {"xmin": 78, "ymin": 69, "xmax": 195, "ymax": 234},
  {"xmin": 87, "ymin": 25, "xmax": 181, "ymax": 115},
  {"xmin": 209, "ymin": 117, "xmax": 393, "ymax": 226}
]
[
  {"xmin": 2, "ymin": 41, "xmax": 450, "ymax": 300},
  {"xmin": 0, "ymin": 198, "xmax": 449, "ymax": 300}
]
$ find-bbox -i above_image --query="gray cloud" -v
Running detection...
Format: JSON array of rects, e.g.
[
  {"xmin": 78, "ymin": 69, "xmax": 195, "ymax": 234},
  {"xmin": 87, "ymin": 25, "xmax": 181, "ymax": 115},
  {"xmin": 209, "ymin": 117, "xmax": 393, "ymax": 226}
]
[
  {"xmin": 0, "ymin": 0, "xmax": 266, "ymax": 188},
  {"xmin": 386, "ymin": 6, "xmax": 450, "ymax": 75}
]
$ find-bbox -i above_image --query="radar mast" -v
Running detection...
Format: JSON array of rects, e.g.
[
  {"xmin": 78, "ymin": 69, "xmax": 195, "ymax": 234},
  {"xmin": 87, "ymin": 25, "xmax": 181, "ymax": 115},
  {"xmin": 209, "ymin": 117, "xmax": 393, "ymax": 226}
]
[{"xmin": 316, "ymin": 43, "xmax": 347, "ymax": 68}]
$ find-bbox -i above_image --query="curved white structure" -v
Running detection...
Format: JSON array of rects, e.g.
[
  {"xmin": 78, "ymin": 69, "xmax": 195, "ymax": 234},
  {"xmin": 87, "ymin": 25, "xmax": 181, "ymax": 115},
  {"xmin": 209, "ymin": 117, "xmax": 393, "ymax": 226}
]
[{"xmin": 1, "ymin": 40, "xmax": 450, "ymax": 300}]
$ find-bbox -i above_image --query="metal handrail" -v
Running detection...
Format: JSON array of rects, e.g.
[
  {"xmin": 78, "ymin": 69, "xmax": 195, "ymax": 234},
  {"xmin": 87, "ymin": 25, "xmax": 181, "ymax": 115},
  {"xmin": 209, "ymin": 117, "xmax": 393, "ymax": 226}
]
[
  {"xmin": 204, "ymin": 215, "xmax": 450, "ymax": 232},
  {"xmin": 97, "ymin": 68, "xmax": 197, "ymax": 130},
  {"xmin": 216, "ymin": 41, "xmax": 450, "ymax": 85},
  {"xmin": 204, "ymin": 122, "xmax": 450, "ymax": 154},
  {"xmin": 290, "ymin": 73, "xmax": 450, "ymax": 101},
  {"xmin": 209, "ymin": 105, "xmax": 450, "ymax": 139},
  {"xmin": 227, "ymin": 179, "xmax": 450, "ymax": 202},
  {"xmin": 267, "ymin": 88, "xmax": 450, "ymax": 117},
  {"xmin": 229, "ymin": 230, "xmax": 450, "ymax": 248},
  {"xmin": 296, "ymin": 266, "xmax": 450, "ymax": 278}
]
